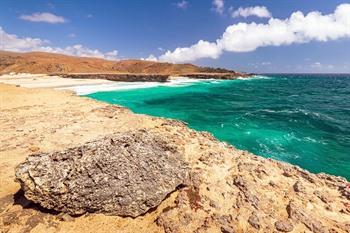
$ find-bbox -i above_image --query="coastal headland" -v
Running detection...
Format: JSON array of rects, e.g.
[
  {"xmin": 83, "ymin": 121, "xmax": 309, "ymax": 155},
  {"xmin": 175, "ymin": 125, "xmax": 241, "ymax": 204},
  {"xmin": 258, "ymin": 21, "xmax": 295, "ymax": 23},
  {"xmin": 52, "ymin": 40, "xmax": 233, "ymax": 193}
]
[
  {"xmin": 0, "ymin": 51, "xmax": 349, "ymax": 233},
  {"xmin": 0, "ymin": 51, "xmax": 250, "ymax": 82}
]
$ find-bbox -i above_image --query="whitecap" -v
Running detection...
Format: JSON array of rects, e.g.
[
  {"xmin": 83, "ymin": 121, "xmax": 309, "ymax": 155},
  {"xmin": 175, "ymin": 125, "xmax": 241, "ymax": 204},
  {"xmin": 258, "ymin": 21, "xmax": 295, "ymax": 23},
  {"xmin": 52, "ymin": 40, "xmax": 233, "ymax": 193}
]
[{"xmin": 237, "ymin": 75, "xmax": 272, "ymax": 80}]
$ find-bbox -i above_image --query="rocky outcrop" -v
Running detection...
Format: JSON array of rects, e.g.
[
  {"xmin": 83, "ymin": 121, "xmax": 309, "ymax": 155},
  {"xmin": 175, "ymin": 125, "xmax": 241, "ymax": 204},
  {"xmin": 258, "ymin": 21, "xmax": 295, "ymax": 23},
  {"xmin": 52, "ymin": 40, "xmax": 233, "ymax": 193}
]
[
  {"xmin": 57, "ymin": 72, "xmax": 251, "ymax": 82},
  {"xmin": 15, "ymin": 130, "xmax": 188, "ymax": 217},
  {"xmin": 58, "ymin": 73, "xmax": 170, "ymax": 82},
  {"xmin": 183, "ymin": 72, "xmax": 249, "ymax": 80}
]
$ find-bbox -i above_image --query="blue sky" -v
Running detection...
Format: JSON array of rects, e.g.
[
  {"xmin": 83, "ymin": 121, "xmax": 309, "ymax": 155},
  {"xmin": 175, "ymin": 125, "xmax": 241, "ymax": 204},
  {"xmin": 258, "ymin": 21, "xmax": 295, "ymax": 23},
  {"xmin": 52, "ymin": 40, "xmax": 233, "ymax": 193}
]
[{"xmin": 1, "ymin": 0, "xmax": 350, "ymax": 73}]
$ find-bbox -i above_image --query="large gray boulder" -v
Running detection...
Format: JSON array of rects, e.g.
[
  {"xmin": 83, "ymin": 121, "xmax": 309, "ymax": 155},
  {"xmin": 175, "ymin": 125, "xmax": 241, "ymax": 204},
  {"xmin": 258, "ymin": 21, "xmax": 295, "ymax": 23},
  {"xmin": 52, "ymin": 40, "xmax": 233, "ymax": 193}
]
[{"xmin": 15, "ymin": 130, "xmax": 188, "ymax": 217}]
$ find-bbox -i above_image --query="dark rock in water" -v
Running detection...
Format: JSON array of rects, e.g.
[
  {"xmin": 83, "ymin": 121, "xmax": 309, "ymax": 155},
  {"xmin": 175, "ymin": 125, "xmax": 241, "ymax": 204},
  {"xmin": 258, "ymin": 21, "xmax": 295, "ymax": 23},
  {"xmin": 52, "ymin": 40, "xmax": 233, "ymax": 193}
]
[{"xmin": 15, "ymin": 130, "xmax": 188, "ymax": 217}]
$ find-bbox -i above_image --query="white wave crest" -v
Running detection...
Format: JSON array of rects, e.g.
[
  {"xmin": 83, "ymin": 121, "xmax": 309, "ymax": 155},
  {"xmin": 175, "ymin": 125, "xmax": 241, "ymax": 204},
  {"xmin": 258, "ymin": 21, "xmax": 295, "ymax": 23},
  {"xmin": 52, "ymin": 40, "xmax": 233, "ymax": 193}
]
[{"xmin": 237, "ymin": 75, "xmax": 272, "ymax": 80}]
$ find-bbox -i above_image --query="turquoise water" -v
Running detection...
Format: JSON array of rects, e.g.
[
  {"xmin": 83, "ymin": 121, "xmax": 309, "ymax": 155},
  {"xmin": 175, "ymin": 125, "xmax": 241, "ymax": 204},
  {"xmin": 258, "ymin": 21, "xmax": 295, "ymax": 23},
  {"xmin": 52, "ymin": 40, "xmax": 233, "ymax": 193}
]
[{"xmin": 86, "ymin": 74, "xmax": 350, "ymax": 180}]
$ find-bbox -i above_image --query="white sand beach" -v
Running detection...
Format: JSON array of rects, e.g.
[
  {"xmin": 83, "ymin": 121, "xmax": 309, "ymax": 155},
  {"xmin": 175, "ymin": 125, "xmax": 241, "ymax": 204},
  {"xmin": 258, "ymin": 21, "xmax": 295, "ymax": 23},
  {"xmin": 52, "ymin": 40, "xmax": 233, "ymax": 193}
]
[{"xmin": 0, "ymin": 73, "xmax": 114, "ymax": 89}]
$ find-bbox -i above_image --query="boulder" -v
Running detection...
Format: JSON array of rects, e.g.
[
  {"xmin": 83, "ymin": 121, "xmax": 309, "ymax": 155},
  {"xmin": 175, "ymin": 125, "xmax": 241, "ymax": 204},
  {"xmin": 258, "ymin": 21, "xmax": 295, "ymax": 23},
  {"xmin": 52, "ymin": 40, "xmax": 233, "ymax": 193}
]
[{"xmin": 15, "ymin": 130, "xmax": 188, "ymax": 217}]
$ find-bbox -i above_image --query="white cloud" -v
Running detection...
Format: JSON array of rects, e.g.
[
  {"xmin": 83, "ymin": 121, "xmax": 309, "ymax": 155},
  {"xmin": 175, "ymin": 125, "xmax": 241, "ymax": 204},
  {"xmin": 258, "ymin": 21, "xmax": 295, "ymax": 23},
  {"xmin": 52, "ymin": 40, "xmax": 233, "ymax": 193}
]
[
  {"xmin": 213, "ymin": 0, "xmax": 224, "ymax": 14},
  {"xmin": 67, "ymin": 33, "xmax": 76, "ymax": 38},
  {"xmin": 159, "ymin": 3, "xmax": 350, "ymax": 63},
  {"xmin": 310, "ymin": 62, "xmax": 334, "ymax": 70},
  {"xmin": 232, "ymin": 6, "xmax": 271, "ymax": 18},
  {"xmin": 160, "ymin": 40, "xmax": 222, "ymax": 63},
  {"xmin": 0, "ymin": 27, "xmax": 118, "ymax": 60},
  {"xmin": 175, "ymin": 0, "xmax": 189, "ymax": 9},
  {"xmin": 0, "ymin": 27, "xmax": 47, "ymax": 51},
  {"xmin": 20, "ymin": 12, "xmax": 66, "ymax": 24},
  {"xmin": 141, "ymin": 54, "xmax": 158, "ymax": 62}
]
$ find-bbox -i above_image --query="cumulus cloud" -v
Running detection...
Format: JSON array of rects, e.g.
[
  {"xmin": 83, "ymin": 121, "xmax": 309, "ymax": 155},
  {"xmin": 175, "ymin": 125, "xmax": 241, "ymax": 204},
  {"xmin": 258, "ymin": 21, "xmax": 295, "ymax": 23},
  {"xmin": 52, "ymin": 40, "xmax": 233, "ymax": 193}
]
[
  {"xmin": 175, "ymin": 0, "xmax": 189, "ymax": 10},
  {"xmin": 232, "ymin": 6, "xmax": 272, "ymax": 18},
  {"xmin": 159, "ymin": 3, "xmax": 350, "ymax": 63},
  {"xmin": 0, "ymin": 27, "xmax": 118, "ymax": 60},
  {"xmin": 141, "ymin": 54, "xmax": 158, "ymax": 62},
  {"xmin": 212, "ymin": 0, "xmax": 224, "ymax": 14},
  {"xmin": 159, "ymin": 40, "xmax": 222, "ymax": 63},
  {"xmin": 20, "ymin": 12, "xmax": 66, "ymax": 24}
]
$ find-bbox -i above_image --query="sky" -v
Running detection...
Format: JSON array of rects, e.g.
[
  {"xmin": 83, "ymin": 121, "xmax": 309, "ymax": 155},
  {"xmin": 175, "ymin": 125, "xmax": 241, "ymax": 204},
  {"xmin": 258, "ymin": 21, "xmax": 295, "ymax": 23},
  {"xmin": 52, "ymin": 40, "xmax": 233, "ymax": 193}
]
[{"xmin": 1, "ymin": 0, "xmax": 350, "ymax": 73}]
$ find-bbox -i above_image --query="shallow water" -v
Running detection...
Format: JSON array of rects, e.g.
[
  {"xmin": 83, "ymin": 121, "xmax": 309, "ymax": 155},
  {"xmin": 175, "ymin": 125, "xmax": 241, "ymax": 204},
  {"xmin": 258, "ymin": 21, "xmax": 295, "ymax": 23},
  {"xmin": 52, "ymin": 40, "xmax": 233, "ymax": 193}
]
[{"xmin": 86, "ymin": 74, "xmax": 350, "ymax": 180}]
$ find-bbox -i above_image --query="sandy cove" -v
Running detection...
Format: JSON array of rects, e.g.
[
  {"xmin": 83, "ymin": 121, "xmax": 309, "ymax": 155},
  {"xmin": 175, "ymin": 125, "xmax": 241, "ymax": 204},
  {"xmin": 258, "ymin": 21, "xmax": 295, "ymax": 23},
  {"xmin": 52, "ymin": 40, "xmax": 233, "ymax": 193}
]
[
  {"xmin": 0, "ymin": 78, "xmax": 350, "ymax": 233},
  {"xmin": 0, "ymin": 73, "xmax": 115, "ymax": 89}
]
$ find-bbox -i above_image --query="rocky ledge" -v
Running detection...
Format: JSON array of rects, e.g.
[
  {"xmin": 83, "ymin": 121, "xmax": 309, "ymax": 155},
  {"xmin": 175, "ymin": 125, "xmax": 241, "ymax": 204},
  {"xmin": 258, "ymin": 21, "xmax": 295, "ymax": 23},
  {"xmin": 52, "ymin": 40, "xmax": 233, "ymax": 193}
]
[
  {"xmin": 15, "ymin": 130, "xmax": 188, "ymax": 217},
  {"xmin": 54, "ymin": 72, "xmax": 251, "ymax": 82},
  {"xmin": 1, "ymin": 84, "xmax": 349, "ymax": 233},
  {"xmin": 14, "ymin": 120, "xmax": 350, "ymax": 232},
  {"xmin": 183, "ymin": 72, "xmax": 250, "ymax": 80},
  {"xmin": 57, "ymin": 73, "xmax": 169, "ymax": 82}
]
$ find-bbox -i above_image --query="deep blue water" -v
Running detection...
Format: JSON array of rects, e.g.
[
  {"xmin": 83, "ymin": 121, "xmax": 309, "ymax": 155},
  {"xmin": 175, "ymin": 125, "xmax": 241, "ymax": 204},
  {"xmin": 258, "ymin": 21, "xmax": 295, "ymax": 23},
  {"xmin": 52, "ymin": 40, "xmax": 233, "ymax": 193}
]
[{"xmin": 86, "ymin": 74, "xmax": 350, "ymax": 180}]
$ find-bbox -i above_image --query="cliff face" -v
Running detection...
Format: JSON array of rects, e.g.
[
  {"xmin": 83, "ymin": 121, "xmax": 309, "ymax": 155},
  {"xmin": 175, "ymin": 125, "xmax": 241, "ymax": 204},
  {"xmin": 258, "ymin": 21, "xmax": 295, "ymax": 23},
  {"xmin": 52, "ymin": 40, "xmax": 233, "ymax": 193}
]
[
  {"xmin": 0, "ymin": 84, "xmax": 349, "ymax": 233},
  {"xmin": 0, "ymin": 51, "xmax": 247, "ymax": 77}
]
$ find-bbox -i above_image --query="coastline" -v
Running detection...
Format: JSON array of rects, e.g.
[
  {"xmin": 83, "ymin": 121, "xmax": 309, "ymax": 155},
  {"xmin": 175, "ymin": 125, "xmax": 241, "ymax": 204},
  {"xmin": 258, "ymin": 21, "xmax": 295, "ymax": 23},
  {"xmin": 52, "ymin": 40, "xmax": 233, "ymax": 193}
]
[{"xmin": 1, "ymin": 77, "xmax": 350, "ymax": 232}]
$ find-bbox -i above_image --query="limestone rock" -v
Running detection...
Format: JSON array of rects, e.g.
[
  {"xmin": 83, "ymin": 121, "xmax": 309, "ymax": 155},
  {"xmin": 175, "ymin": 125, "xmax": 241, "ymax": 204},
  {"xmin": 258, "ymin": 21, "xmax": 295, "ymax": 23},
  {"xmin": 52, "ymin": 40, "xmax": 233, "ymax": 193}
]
[
  {"xmin": 15, "ymin": 130, "xmax": 188, "ymax": 217},
  {"xmin": 293, "ymin": 181, "xmax": 306, "ymax": 193},
  {"xmin": 287, "ymin": 200, "xmax": 327, "ymax": 233},
  {"xmin": 248, "ymin": 212, "xmax": 260, "ymax": 229},
  {"xmin": 275, "ymin": 220, "xmax": 294, "ymax": 232}
]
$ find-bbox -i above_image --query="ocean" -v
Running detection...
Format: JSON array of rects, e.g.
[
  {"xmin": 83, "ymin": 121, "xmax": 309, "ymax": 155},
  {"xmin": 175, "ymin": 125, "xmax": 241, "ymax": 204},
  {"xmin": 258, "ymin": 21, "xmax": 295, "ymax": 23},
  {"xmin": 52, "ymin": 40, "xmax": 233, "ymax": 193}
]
[{"xmin": 83, "ymin": 74, "xmax": 350, "ymax": 180}]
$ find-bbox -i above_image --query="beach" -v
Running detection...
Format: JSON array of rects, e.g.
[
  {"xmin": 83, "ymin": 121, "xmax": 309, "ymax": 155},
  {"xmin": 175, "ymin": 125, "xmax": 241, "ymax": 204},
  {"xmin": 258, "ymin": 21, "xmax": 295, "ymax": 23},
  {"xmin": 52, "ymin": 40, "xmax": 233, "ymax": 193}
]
[
  {"xmin": 1, "ymin": 77, "xmax": 350, "ymax": 232},
  {"xmin": 0, "ymin": 73, "xmax": 115, "ymax": 89}
]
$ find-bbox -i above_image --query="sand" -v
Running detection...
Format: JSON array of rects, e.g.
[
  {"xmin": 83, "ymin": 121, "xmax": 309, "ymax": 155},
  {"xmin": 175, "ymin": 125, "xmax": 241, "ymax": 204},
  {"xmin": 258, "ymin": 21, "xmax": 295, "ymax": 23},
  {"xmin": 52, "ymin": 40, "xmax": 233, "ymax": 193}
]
[{"xmin": 0, "ymin": 73, "xmax": 114, "ymax": 89}]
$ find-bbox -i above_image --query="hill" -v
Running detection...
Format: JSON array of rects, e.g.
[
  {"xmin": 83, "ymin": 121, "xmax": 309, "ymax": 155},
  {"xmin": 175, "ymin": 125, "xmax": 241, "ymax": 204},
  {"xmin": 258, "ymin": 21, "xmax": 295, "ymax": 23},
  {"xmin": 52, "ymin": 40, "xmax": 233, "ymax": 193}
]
[{"xmin": 0, "ymin": 51, "xmax": 244, "ymax": 76}]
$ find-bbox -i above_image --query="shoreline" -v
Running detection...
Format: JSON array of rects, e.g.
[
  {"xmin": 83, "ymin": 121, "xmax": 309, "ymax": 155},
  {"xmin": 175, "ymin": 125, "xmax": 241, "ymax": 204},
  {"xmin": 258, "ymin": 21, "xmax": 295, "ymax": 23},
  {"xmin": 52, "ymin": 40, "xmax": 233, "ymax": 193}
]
[
  {"xmin": 0, "ymin": 73, "xmax": 115, "ymax": 89},
  {"xmin": 0, "ymin": 73, "xmax": 239, "ymax": 95},
  {"xmin": 1, "ymin": 77, "xmax": 350, "ymax": 232},
  {"xmin": 0, "ymin": 73, "xmax": 348, "ymax": 183}
]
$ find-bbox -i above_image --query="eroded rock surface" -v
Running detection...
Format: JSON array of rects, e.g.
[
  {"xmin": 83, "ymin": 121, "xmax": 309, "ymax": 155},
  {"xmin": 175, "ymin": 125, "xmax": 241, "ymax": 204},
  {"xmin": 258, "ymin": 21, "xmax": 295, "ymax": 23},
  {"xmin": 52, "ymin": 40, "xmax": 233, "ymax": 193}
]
[
  {"xmin": 15, "ymin": 130, "xmax": 188, "ymax": 217},
  {"xmin": 1, "ymin": 84, "xmax": 350, "ymax": 233}
]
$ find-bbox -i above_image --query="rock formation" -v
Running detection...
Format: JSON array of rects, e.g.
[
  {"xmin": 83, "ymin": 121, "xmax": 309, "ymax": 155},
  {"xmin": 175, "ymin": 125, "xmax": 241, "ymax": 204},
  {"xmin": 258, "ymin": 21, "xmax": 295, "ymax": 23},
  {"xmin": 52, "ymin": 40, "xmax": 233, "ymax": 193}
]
[
  {"xmin": 15, "ymin": 130, "xmax": 188, "ymax": 217},
  {"xmin": 59, "ymin": 73, "xmax": 170, "ymax": 82},
  {"xmin": 1, "ymin": 84, "xmax": 349, "ymax": 232},
  {"xmin": 58, "ymin": 72, "xmax": 247, "ymax": 82}
]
